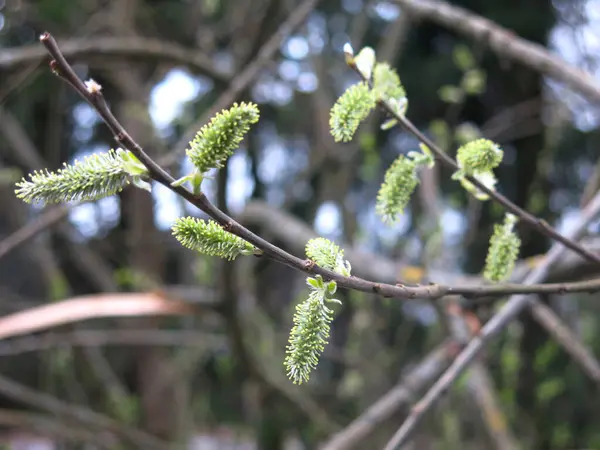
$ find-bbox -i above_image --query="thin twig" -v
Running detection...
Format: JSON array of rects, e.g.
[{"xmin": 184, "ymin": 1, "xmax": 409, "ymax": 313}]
[
  {"xmin": 395, "ymin": 0, "xmax": 600, "ymax": 103},
  {"xmin": 0, "ymin": 373, "xmax": 167, "ymax": 449},
  {"xmin": 0, "ymin": 205, "xmax": 70, "ymax": 260},
  {"xmin": 0, "ymin": 36, "xmax": 229, "ymax": 84},
  {"xmin": 383, "ymin": 189, "xmax": 600, "ymax": 450}
]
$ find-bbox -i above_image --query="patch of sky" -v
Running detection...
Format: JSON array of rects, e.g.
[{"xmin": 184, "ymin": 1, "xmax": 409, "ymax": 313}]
[
  {"xmin": 314, "ymin": 201, "xmax": 342, "ymax": 238},
  {"xmin": 297, "ymin": 71, "xmax": 319, "ymax": 93},
  {"xmin": 372, "ymin": 2, "xmax": 400, "ymax": 21},
  {"xmin": 549, "ymin": 0, "xmax": 600, "ymax": 131},
  {"xmin": 283, "ymin": 35, "xmax": 310, "ymax": 60},
  {"xmin": 72, "ymin": 102, "xmax": 99, "ymax": 144},
  {"xmin": 149, "ymin": 69, "xmax": 210, "ymax": 132},
  {"xmin": 279, "ymin": 60, "xmax": 301, "ymax": 81},
  {"xmin": 342, "ymin": 0, "xmax": 363, "ymax": 14},
  {"xmin": 69, "ymin": 196, "xmax": 120, "ymax": 240},
  {"xmin": 227, "ymin": 150, "xmax": 255, "ymax": 215}
]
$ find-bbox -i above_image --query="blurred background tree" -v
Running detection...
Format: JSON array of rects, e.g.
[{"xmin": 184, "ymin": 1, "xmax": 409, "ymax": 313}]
[{"xmin": 0, "ymin": 0, "xmax": 599, "ymax": 448}]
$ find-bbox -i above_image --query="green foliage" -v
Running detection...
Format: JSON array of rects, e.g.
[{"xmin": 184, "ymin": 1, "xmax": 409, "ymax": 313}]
[
  {"xmin": 15, "ymin": 149, "xmax": 147, "ymax": 205},
  {"xmin": 284, "ymin": 275, "xmax": 340, "ymax": 384},
  {"xmin": 461, "ymin": 69, "xmax": 486, "ymax": 95},
  {"xmin": 483, "ymin": 213, "xmax": 521, "ymax": 282},
  {"xmin": 329, "ymin": 82, "xmax": 376, "ymax": 142},
  {"xmin": 375, "ymin": 155, "xmax": 419, "ymax": 223},
  {"xmin": 172, "ymin": 217, "xmax": 258, "ymax": 260},
  {"xmin": 452, "ymin": 44, "xmax": 476, "ymax": 71},
  {"xmin": 438, "ymin": 85, "xmax": 464, "ymax": 104},
  {"xmin": 186, "ymin": 102, "xmax": 260, "ymax": 175},
  {"xmin": 305, "ymin": 237, "xmax": 351, "ymax": 276}
]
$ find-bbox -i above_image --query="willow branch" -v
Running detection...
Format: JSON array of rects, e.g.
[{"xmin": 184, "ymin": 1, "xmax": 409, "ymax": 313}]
[{"xmin": 38, "ymin": 32, "xmax": 600, "ymax": 307}]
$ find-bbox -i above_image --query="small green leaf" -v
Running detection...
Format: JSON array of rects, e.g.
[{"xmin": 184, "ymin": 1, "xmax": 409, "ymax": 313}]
[{"xmin": 306, "ymin": 276, "xmax": 323, "ymax": 290}]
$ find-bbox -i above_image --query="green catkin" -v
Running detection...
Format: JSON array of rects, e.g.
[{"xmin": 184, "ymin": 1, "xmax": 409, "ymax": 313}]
[
  {"xmin": 376, "ymin": 155, "xmax": 419, "ymax": 223},
  {"xmin": 186, "ymin": 102, "xmax": 260, "ymax": 174},
  {"xmin": 172, "ymin": 217, "xmax": 257, "ymax": 261},
  {"xmin": 15, "ymin": 150, "xmax": 131, "ymax": 205},
  {"xmin": 329, "ymin": 82, "xmax": 376, "ymax": 143},
  {"xmin": 483, "ymin": 213, "xmax": 521, "ymax": 282}
]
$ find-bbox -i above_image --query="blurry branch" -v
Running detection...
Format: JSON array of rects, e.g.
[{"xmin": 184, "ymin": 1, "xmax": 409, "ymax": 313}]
[
  {"xmin": 383, "ymin": 189, "xmax": 600, "ymax": 450},
  {"xmin": 527, "ymin": 300, "xmax": 600, "ymax": 382},
  {"xmin": 0, "ymin": 293, "xmax": 200, "ymax": 340},
  {"xmin": 0, "ymin": 372, "xmax": 167, "ymax": 449},
  {"xmin": 0, "ymin": 408, "xmax": 108, "ymax": 447},
  {"xmin": 0, "ymin": 36, "xmax": 229, "ymax": 84},
  {"xmin": 395, "ymin": 0, "xmax": 600, "ymax": 103},
  {"xmin": 241, "ymin": 200, "xmax": 600, "ymax": 282},
  {"xmin": 321, "ymin": 341, "xmax": 457, "ymax": 450},
  {"xmin": 240, "ymin": 201, "xmax": 600, "ymax": 298},
  {"xmin": 444, "ymin": 301, "xmax": 518, "ymax": 450},
  {"xmin": 0, "ymin": 204, "xmax": 69, "ymax": 260},
  {"xmin": 160, "ymin": 0, "xmax": 321, "ymax": 168},
  {"xmin": 0, "ymin": 329, "xmax": 225, "ymax": 357}
]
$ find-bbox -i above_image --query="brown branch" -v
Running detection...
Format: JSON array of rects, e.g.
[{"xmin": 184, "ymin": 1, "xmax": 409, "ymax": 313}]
[
  {"xmin": 0, "ymin": 408, "xmax": 111, "ymax": 447},
  {"xmin": 0, "ymin": 329, "xmax": 224, "ymax": 357},
  {"xmin": 321, "ymin": 341, "xmax": 457, "ymax": 450},
  {"xmin": 0, "ymin": 293, "xmax": 196, "ymax": 340},
  {"xmin": 395, "ymin": 0, "xmax": 600, "ymax": 103},
  {"xmin": 0, "ymin": 36, "xmax": 229, "ymax": 84},
  {"xmin": 383, "ymin": 189, "xmax": 600, "ymax": 450}
]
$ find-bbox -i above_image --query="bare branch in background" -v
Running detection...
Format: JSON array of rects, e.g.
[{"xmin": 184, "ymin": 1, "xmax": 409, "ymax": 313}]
[
  {"xmin": 0, "ymin": 373, "xmax": 167, "ymax": 449},
  {"xmin": 395, "ymin": 0, "xmax": 600, "ymax": 103},
  {"xmin": 321, "ymin": 342, "xmax": 457, "ymax": 450},
  {"xmin": 383, "ymin": 189, "xmax": 600, "ymax": 449},
  {"xmin": 0, "ymin": 293, "xmax": 197, "ymax": 340},
  {"xmin": 0, "ymin": 36, "xmax": 229, "ymax": 84}
]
